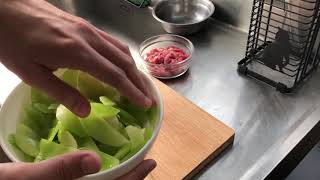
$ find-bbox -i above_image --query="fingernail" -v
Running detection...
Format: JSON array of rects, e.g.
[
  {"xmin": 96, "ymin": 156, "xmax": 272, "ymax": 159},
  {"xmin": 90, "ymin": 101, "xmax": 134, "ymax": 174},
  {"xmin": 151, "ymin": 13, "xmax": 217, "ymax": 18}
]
[
  {"xmin": 144, "ymin": 97, "xmax": 152, "ymax": 108},
  {"xmin": 75, "ymin": 101, "xmax": 90, "ymax": 118},
  {"xmin": 81, "ymin": 155, "xmax": 100, "ymax": 175},
  {"xmin": 145, "ymin": 159, "xmax": 157, "ymax": 171}
]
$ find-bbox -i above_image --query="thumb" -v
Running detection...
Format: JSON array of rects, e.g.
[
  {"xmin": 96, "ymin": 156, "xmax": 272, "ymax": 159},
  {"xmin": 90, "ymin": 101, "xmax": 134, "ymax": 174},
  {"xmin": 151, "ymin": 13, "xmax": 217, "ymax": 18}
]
[
  {"xmin": 26, "ymin": 151, "xmax": 101, "ymax": 180},
  {"xmin": 0, "ymin": 151, "xmax": 101, "ymax": 180}
]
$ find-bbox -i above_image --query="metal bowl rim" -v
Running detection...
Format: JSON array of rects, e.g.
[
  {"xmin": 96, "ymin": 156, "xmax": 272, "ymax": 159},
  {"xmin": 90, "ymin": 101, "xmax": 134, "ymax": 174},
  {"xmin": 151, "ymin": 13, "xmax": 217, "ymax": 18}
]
[{"xmin": 151, "ymin": 0, "xmax": 215, "ymax": 26}]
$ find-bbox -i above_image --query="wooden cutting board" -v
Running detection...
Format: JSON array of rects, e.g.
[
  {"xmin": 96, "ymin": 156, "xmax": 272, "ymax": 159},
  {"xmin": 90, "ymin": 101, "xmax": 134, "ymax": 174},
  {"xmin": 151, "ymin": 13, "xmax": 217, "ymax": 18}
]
[{"xmin": 145, "ymin": 79, "xmax": 235, "ymax": 180}]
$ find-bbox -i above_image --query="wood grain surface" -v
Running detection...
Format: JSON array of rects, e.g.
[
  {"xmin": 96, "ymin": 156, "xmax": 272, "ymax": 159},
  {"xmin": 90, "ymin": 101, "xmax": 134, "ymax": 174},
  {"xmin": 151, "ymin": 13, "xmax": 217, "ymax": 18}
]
[{"xmin": 145, "ymin": 79, "xmax": 235, "ymax": 180}]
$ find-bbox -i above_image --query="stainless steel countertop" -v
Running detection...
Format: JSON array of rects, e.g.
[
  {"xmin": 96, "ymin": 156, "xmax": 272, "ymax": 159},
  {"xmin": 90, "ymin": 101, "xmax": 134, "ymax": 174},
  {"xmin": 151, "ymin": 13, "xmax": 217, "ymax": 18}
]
[{"xmin": 1, "ymin": 1, "xmax": 320, "ymax": 179}]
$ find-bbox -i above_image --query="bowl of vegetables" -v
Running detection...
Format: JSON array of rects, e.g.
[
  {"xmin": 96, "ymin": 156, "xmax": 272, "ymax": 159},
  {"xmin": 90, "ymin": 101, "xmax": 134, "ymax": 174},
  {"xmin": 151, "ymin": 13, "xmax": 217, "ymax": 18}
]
[{"xmin": 0, "ymin": 69, "xmax": 163, "ymax": 180}]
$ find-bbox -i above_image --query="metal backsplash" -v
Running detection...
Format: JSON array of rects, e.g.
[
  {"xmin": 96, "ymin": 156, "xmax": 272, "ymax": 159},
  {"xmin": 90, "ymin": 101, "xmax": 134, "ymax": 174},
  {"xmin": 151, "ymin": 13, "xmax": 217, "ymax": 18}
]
[
  {"xmin": 203, "ymin": 0, "xmax": 253, "ymax": 31},
  {"xmin": 48, "ymin": 0, "xmax": 254, "ymax": 32}
]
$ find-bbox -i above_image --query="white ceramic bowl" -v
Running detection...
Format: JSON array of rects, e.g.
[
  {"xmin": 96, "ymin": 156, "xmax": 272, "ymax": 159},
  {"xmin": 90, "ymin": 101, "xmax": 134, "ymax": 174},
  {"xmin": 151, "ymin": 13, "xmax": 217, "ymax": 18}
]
[{"xmin": 0, "ymin": 73, "xmax": 163, "ymax": 180}]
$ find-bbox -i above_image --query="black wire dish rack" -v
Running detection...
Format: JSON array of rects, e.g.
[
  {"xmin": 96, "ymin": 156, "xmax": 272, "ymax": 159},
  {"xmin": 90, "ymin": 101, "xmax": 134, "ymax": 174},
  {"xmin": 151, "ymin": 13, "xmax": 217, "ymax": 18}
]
[
  {"xmin": 238, "ymin": 0, "xmax": 320, "ymax": 93},
  {"xmin": 125, "ymin": 0, "xmax": 150, "ymax": 8}
]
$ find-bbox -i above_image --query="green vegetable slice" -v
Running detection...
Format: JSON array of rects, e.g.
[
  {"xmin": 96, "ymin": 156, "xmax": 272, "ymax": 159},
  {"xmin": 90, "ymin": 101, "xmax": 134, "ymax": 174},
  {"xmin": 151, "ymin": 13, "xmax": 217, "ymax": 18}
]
[
  {"xmin": 58, "ymin": 130, "xmax": 78, "ymax": 148},
  {"xmin": 89, "ymin": 103, "xmax": 120, "ymax": 120},
  {"xmin": 22, "ymin": 106, "xmax": 55, "ymax": 138},
  {"xmin": 81, "ymin": 103, "xmax": 128, "ymax": 147},
  {"xmin": 78, "ymin": 72, "xmax": 120, "ymax": 102},
  {"xmin": 48, "ymin": 103, "xmax": 59, "ymax": 110},
  {"xmin": 118, "ymin": 108, "xmax": 140, "ymax": 127},
  {"xmin": 114, "ymin": 144, "xmax": 131, "ymax": 160},
  {"xmin": 47, "ymin": 120, "xmax": 61, "ymax": 141},
  {"xmin": 98, "ymin": 144, "xmax": 119, "ymax": 156},
  {"xmin": 15, "ymin": 134, "xmax": 39, "ymax": 157},
  {"xmin": 56, "ymin": 105, "xmax": 87, "ymax": 137},
  {"xmin": 107, "ymin": 117, "xmax": 128, "ymax": 138},
  {"xmin": 35, "ymin": 139, "xmax": 76, "ymax": 162},
  {"xmin": 143, "ymin": 120, "xmax": 153, "ymax": 141},
  {"xmin": 120, "ymin": 126, "xmax": 145, "ymax": 162},
  {"xmin": 33, "ymin": 103, "xmax": 55, "ymax": 114},
  {"xmin": 98, "ymin": 151, "xmax": 119, "ymax": 171},
  {"xmin": 8, "ymin": 134, "xmax": 34, "ymax": 162},
  {"xmin": 81, "ymin": 114, "xmax": 129, "ymax": 147},
  {"xmin": 126, "ymin": 126, "xmax": 145, "ymax": 152},
  {"xmin": 99, "ymin": 96, "xmax": 116, "ymax": 106},
  {"xmin": 148, "ymin": 106, "xmax": 159, "ymax": 129},
  {"xmin": 31, "ymin": 88, "xmax": 56, "ymax": 105},
  {"xmin": 80, "ymin": 147, "xmax": 119, "ymax": 171},
  {"xmin": 77, "ymin": 137, "xmax": 99, "ymax": 151},
  {"xmin": 16, "ymin": 124, "xmax": 39, "ymax": 140},
  {"xmin": 60, "ymin": 69, "xmax": 80, "ymax": 88}
]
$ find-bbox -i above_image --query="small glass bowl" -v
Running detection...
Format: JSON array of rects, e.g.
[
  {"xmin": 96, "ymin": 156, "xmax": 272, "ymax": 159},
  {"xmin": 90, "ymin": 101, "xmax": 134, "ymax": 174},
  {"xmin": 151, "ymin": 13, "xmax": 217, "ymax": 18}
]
[{"xmin": 139, "ymin": 34, "xmax": 194, "ymax": 79}]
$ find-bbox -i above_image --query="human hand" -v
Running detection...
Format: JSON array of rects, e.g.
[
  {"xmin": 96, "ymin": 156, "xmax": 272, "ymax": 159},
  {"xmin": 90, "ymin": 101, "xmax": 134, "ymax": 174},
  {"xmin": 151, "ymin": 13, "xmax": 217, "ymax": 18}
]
[
  {"xmin": 0, "ymin": 151, "xmax": 156, "ymax": 180},
  {"xmin": 0, "ymin": 0, "xmax": 152, "ymax": 117}
]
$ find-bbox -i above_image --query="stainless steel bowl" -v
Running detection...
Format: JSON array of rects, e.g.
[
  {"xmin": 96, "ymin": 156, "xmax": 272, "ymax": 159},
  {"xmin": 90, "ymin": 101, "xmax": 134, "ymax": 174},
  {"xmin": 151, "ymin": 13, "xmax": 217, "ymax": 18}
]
[{"xmin": 152, "ymin": 0, "xmax": 215, "ymax": 35}]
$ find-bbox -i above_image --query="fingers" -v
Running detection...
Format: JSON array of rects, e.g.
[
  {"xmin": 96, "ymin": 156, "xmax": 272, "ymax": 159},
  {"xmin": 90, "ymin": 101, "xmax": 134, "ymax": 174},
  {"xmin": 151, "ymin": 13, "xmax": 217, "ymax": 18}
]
[
  {"xmin": 91, "ymin": 30, "xmax": 154, "ymax": 104},
  {"xmin": 76, "ymin": 45, "xmax": 152, "ymax": 108},
  {"xmin": 0, "ymin": 151, "xmax": 101, "ymax": 180},
  {"xmin": 128, "ymin": 70, "xmax": 155, "ymax": 105},
  {"xmin": 118, "ymin": 159, "xmax": 157, "ymax": 180},
  {"xmin": 29, "ymin": 151, "xmax": 101, "ymax": 180},
  {"xmin": 23, "ymin": 64, "xmax": 91, "ymax": 117},
  {"xmin": 68, "ymin": 21, "xmax": 152, "ymax": 107},
  {"xmin": 97, "ymin": 29, "xmax": 131, "ymax": 55}
]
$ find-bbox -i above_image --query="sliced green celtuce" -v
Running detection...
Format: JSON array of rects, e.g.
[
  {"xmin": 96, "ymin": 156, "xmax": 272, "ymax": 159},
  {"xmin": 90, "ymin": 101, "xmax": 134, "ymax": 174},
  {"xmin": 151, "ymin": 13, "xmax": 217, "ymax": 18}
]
[
  {"xmin": 22, "ymin": 106, "xmax": 55, "ymax": 138},
  {"xmin": 58, "ymin": 130, "xmax": 78, "ymax": 148},
  {"xmin": 107, "ymin": 117, "xmax": 128, "ymax": 138},
  {"xmin": 15, "ymin": 134, "xmax": 39, "ymax": 157},
  {"xmin": 99, "ymin": 96, "xmax": 116, "ymax": 106},
  {"xmin": 114, "ymin": 143, "xmax": 131, "ymax": 160},
  {"xmin": 143, "ymin": 120, "xmax": 153, "ymax": 141},
  {"xmin": 118, "ymin": 108, "xmax": 140, "ymax": 127},
  {"xmin": 98, "ymin": 151, "xmax": 119, "ymax": 171},
  {"xmin": 33, "ymin": 103, "xmax": 56, "ymax": 114},
  {"xmin": 56, "ymin": 105, "xmax": 87, "ymax": 137},
  {"xmin": 81, "ymin": 103, "xmax": 128, "ymax": 147},
  {"xmin": 81, "ymin": 112, "xmax": 129, "ymax": 147},
  {"xmin": 119, "ymin": 98, "xmax": 150, "ymax": 126},
  {"xmin": 60, "ymin": 69, "xmax": 80, "ymax": 88},
  {"xmin": 148, "ymin": 106, "xmax": 159, "ymax": 129},
  {"xmin": 31, "ymin": 88, "xmax": 56, "ymax": 105},
  {"xmin": 120, "ymin": 126, "xmax": 146, "ymax": 161},
  {"xmin": 98, "ymin": 144, "xmax": 119, "ymax": 156},
  {"xmin": 89, "ymin": 103, "xmax": 120, "ymax": 120},
  {"xmin": 77, "ymin": 137, "xmax": 99, "ymax": 151},
  {"xmin": 48, "ymin": 104, "xmax": 59, "ymax": 110},
  {"xmin": 78, "ymin": 72, "xmax": 120, "ymax": 102},
  {"xmin": 16, "ymin": 124, "xmax": 39, "ymax": 140},
  {"xmin": 78, "ymin": 135, "xmax": 119, "ymax": 172},
  {"xmin": 8, "ymin": 134, "xmax": 34, "ymax": 162},
  {"xmin": 35, "ymin": 139, "xmax": 76, "ymax": 162},
  {"xmin": 126, "ymin": 126, "xmax": 145, "ymax": 152},
  {"xmin": 80, "ymin": 147, "xmax": 119, "ymax": 171},
  {"xmin": 47, "ymin": 120, "xmax": 61, "ymax": 141}
]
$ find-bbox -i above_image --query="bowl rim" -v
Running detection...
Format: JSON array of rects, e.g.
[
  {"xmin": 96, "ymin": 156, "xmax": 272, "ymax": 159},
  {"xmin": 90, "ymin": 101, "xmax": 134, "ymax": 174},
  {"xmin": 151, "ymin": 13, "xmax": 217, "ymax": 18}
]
[
  {"xmin": 0, "ymin": 72, "xmax": 164, "ymax": 178},
  {"xmin": 139, "ymin": 34, "xmax": 194, "ymax": 66},
  {"xmin": 151, "ymin": 0, "xmax": 215, "ymax": 26}
]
